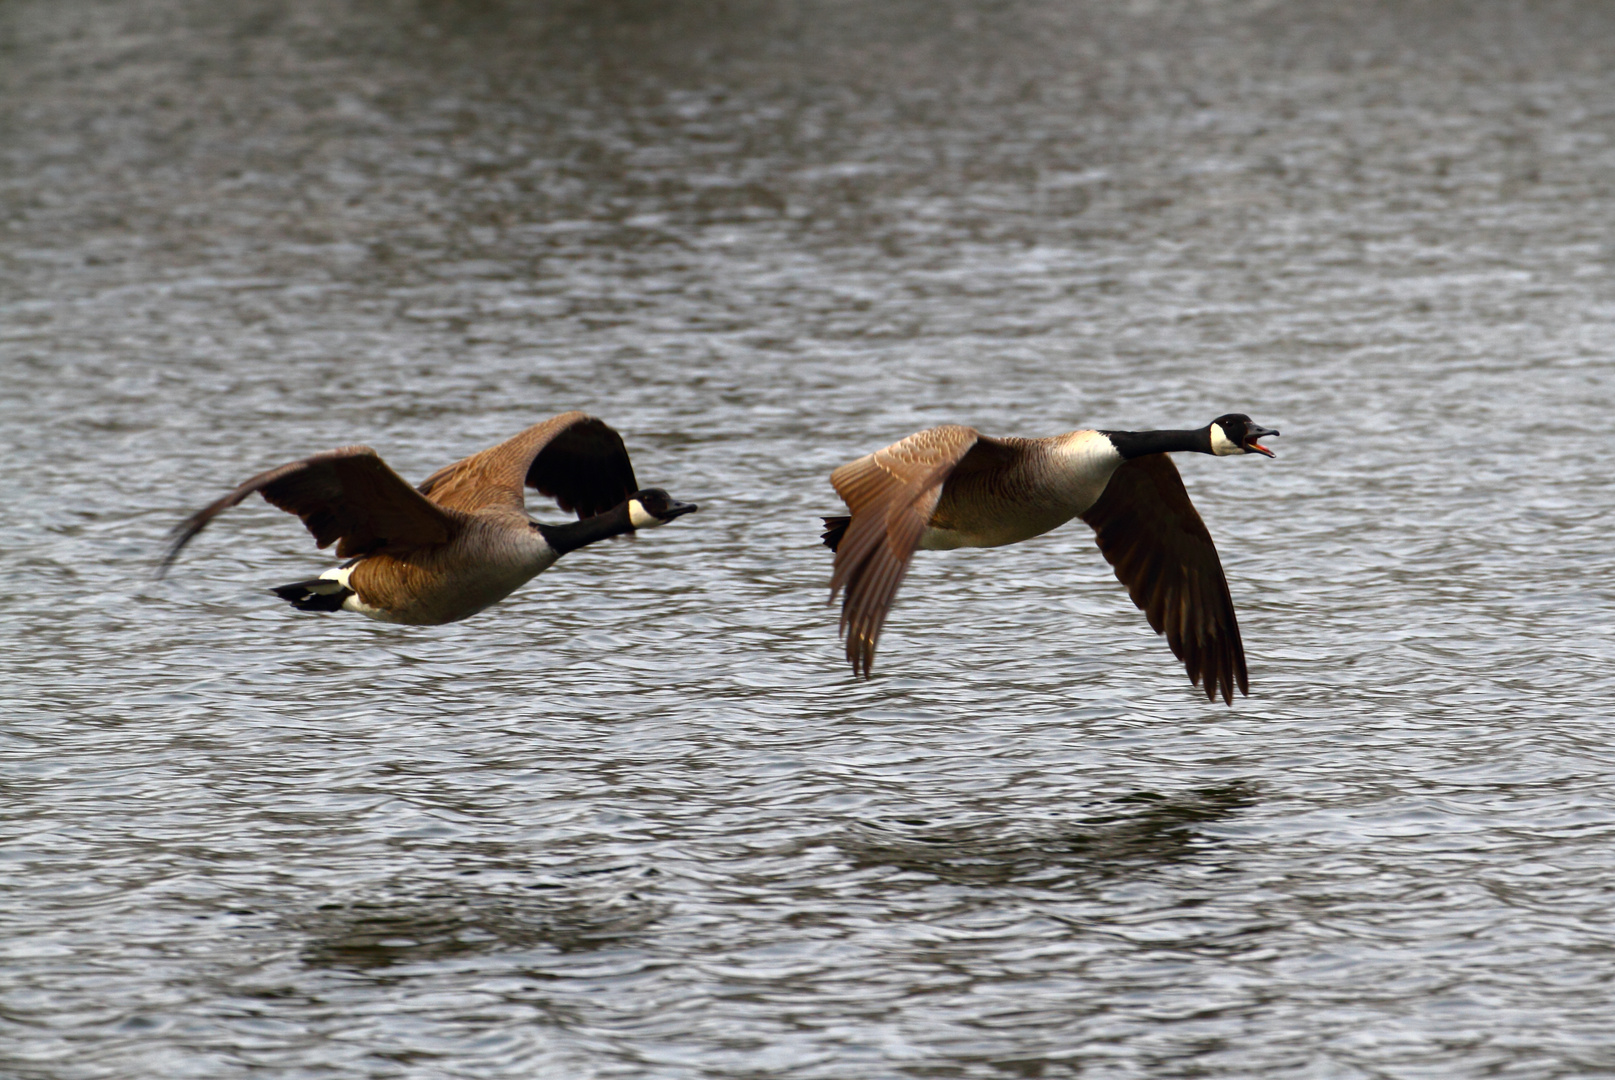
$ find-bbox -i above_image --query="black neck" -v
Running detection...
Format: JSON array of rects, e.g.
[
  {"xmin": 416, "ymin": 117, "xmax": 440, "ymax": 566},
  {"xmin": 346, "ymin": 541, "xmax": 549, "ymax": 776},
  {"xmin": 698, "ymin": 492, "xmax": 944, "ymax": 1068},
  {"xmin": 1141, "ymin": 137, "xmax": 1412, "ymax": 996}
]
[
  {"xmin": 536, "ymin": 501, "xmax": 633, "ymax": 555},
  {"xmin": 1102, "ymin": 427, "xmax": 1213, "ymax": 460}
]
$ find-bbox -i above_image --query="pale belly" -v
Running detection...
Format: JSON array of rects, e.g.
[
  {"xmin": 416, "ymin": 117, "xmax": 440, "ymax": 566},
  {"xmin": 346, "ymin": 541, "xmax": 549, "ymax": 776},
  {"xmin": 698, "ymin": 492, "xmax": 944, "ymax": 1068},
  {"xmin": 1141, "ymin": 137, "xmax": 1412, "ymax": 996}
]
[
  {"xmin": 918, "ymin": 445, "xmax": 1116, "ymax": 551},
  {"xmin": 917, "ymin": 510, "xmax": 1076, "ymax": 551},
  {"xmin": 342, "ymin": 546, "xmax": 559, "ymax": 626}
]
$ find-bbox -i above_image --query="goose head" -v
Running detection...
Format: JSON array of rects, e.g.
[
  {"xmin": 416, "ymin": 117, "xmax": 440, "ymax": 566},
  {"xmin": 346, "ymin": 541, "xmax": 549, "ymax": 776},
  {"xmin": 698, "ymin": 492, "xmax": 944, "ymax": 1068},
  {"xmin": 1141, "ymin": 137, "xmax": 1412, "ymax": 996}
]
[
  {"xmin": 1209, "ymin": 414, "xmax": 1280, "ymax": 458},
  {"xmin": 627, "ymin": 488, "xmax": 699, "ymax": 529}
]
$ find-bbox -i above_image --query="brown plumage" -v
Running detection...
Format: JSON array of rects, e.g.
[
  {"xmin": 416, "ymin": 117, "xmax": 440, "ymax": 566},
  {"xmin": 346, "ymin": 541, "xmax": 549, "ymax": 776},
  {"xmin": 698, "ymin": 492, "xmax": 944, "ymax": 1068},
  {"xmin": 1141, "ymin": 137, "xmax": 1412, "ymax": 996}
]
[
  {"xmin": 827, "ymin": 425, "xmax": 1009, "ymax": 678},
  {"xmin": 159, "ymin": 447, "xmax": 465, "ymax": 574},
  {"xmin": 157, "ymin": 411, "xmax": 695, "ymax": 626},
  {"xmin": 822, "ymin": 416, "xmax": 1278, "ymax": 703},
  {"xmin": 414, "ymin": 414, "xmax": 636, "ymax": 518}
]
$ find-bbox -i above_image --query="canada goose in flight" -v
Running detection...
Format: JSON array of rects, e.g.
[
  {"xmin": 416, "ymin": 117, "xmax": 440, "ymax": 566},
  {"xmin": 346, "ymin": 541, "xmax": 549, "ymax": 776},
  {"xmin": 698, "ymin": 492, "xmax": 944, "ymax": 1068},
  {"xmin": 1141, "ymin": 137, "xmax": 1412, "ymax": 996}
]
[
  {"xmin": 820, "ymin": 414, "xmax": 1278, "ymax": 703},
  {"xmin": 158, "ymin": 412, "xmax": 697, "ymax": 625}
]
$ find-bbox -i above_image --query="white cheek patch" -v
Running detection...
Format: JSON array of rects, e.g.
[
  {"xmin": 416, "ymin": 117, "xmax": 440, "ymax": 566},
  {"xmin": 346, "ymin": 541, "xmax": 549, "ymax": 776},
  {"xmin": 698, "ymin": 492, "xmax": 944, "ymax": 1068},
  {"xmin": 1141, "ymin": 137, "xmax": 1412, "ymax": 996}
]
[
  {"xmin": 628, "ymin": 499, "xmax": 662, "ymax": 529},
  {"xmin": 1209, "ymin": 424, "xmax": 1243, "ymax": 456}
]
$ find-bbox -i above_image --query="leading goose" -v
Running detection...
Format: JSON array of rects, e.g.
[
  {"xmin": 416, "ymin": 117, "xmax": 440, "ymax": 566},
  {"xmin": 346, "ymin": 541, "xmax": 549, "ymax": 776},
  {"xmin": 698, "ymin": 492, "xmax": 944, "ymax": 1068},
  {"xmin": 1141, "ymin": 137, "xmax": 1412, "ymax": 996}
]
[
  {"xmin": 821, "ymin": 414, "xmax": 1279, "ymax": 702},
  {"xmin": 158, "ymin": 411, "xmax": 697, "ymax": 625}
]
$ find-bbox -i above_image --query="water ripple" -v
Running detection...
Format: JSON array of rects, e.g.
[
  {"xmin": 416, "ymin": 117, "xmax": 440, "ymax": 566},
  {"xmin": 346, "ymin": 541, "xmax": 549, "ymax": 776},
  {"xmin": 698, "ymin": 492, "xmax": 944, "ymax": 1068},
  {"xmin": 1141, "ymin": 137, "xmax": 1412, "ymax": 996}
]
[{"xmin": 7, "ymin": 0, "xmax": 1615, "ymax": 1077}]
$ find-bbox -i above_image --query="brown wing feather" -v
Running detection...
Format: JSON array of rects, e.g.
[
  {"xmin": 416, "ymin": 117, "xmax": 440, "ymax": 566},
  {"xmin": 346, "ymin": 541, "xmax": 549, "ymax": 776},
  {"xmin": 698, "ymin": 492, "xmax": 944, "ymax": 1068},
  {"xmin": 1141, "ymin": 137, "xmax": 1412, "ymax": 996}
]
[
  {"xmin": 158, "ymin": 446, "xmax": 462, "ymax": 577},
  {"xmin": 1079, "ymin": 453, "xmax": 1248, "ymax": 704},
  {"xmin": 416, "ymin": 412, "xmax": 638, "ymax": 518},
  {"xmin": 828, "ymin": 425, "xmax": 985, "ymax": 676}
]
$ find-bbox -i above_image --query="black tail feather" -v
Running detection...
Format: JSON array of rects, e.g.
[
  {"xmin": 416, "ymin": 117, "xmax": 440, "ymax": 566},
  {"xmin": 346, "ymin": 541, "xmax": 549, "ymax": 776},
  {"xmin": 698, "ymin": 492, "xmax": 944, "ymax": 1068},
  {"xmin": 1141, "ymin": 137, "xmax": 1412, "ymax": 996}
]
[
  {"xmin": 271, "ymin": 578, "xmax": 352, "ymax": 613},
  {"xmin": 820, "ymin": 515, "xmax": 851, "ymax": 552}
]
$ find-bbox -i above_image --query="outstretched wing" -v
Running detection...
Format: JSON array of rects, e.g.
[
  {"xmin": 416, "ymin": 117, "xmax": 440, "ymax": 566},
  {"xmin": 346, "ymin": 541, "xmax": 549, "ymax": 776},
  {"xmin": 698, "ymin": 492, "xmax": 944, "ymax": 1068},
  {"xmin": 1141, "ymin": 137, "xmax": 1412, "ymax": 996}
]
[
  {"xmin": 1079, "ymin": 453, "xmax": 1248, "ymax": 704},
  {"xmin": 828, "ymin": 425, "xmax": 1004, "ymax": 677},
  {"xmin": 158, "ymin": 446, "xmax": 462, "ymax": 577},
  {"xmin": 415, "ymin": 412, "xmax": 638, "ymax": 518}
]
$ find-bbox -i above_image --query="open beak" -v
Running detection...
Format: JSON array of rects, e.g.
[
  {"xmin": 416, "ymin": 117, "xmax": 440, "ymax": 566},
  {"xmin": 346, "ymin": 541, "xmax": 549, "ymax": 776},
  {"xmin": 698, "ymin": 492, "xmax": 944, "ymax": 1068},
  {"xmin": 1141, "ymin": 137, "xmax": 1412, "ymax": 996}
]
[{"xmin": 1243, "ymin": 424, "xmax": 1279, "ymax": 457}]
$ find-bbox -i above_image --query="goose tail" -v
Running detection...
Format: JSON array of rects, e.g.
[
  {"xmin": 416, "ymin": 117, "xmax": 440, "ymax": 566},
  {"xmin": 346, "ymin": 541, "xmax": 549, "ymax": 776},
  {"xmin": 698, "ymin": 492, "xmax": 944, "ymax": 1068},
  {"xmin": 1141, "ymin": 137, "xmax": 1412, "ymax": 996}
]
[{"xmin": 271, "ymin": 570, "xmax": 354, "ymax": 613}]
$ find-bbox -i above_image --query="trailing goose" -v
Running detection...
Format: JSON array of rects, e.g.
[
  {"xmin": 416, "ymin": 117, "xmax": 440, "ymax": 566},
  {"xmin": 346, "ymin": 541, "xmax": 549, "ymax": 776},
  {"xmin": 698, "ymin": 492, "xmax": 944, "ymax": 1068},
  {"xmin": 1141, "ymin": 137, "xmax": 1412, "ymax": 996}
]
[
  {"xmin": 821, "ymin": 414, "xmax": 1278, "ymax": 702},
  {"xmin": 158, "ymin": 412, "xmax": 697, "ymax": 625}
]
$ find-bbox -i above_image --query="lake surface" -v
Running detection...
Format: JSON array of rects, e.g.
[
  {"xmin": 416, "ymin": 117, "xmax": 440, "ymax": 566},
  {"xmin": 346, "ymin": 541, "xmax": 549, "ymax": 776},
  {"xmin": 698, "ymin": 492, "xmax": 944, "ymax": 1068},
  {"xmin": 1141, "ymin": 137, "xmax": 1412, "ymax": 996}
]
[{"xmin": 5, "ymin": 0, "xmax": 1615, "ymax": 1076}]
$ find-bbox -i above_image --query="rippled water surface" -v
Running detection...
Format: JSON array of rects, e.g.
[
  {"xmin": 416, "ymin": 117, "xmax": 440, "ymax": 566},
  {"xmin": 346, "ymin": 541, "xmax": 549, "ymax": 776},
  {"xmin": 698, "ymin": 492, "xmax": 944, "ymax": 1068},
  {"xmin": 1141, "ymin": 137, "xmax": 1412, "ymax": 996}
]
[{"xmin": 6, "ymin": 1, "xmax": 1615, "ymax": 1076}]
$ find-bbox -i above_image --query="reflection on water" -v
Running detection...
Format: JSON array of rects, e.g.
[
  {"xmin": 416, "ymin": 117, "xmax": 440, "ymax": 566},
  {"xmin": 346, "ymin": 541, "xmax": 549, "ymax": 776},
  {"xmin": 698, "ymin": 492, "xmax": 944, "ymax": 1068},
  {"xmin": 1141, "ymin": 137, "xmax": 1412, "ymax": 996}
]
[
  {"xmin": 6, "ymin": 0, "xmax": 1615, "ymax": 1076},
  {"xmin": 843, "ymin": 784, "xmax": 1257, "ymax": 886},
  {"xmin": 299, "ymin": 887, "xmax": 664, "ymax": 969}
]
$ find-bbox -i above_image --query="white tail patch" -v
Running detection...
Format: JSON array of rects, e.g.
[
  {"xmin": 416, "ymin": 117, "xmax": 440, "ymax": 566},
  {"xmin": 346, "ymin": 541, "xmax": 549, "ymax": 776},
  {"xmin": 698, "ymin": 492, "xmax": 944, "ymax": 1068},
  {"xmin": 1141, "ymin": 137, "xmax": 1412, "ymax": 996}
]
[
  {"xmin": 319, "ymin": 563, "xmax": 358, "ymax": 590},
  {"xmin": 315, "ymin": 561, "xmax": 389, "ymax": 620}
]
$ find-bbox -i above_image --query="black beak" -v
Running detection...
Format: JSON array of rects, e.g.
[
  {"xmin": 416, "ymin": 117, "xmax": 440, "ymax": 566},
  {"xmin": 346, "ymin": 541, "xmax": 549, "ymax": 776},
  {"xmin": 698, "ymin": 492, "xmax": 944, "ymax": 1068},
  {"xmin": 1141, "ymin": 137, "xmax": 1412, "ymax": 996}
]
[
  {"xmin": 1244, "ymin": 424, "xmax": 1279, "ymax": 457},
  {"xmin": 660, "ymin": 500, "xmax": 699, "ymax": 521}
]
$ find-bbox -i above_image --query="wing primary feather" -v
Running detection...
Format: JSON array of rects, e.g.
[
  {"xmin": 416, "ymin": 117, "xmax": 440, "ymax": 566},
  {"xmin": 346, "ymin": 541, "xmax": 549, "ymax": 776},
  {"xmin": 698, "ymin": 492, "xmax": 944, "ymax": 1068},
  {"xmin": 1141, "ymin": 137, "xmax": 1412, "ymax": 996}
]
[
  {"xmin": 158, "ymin": 447, "xmax": 459, "ymax": 578},
  {"xmin": 825, "ymin": 426, "xmax": 983, "ymax": 677},
  {"xmin": 1079, "ymin": 452, "xmax": 1250, "ymax": 705},
  {"xmin": 416, "ymin": 413, "xmax": 638, "ymax": 519}
]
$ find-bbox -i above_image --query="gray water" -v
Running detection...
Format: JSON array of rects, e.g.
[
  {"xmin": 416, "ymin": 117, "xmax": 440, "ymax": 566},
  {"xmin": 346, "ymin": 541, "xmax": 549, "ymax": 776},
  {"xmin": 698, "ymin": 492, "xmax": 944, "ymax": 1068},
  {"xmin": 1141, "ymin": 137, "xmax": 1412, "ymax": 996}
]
[{"xmin": 5, "ymin": 0, "xmax": 1615, "ymax": 1076}]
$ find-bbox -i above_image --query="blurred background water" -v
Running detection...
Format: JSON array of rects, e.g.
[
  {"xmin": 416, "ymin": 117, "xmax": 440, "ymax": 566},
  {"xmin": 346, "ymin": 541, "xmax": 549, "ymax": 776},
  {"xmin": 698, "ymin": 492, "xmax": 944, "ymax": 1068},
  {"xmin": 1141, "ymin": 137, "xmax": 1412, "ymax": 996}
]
[{"xmin": 4, "ymin": 0, "xmax": 1615, "ymax": 1076}]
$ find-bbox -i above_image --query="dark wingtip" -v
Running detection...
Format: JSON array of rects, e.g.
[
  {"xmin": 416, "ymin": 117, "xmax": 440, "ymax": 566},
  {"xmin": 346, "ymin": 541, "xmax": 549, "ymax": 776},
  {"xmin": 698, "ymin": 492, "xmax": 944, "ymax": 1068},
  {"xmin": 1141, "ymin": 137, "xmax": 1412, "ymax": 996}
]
[
  {"xmin": 154, "ymin": 546, "xmax": 177, "ymax": 581},
  {"xmin": 153, "ymin": 518, "xmax": 204, "ymax": 580},
  {"xmin": 1215, "ymin": 664, "xmax": 1248, "ymax": 706},
  {"xmin": 820, "ymin": 515, "xmax": 851, "ymax": 552}
]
